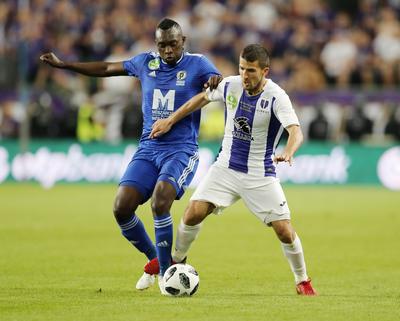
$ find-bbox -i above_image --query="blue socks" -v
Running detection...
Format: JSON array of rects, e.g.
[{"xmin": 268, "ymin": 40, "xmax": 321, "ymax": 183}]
[
  {"xmin": 118, "ymin": 213, "xmax": 173, "ymax": 276},
  {"xmin": 154, "ymin": 213, "xmax": 173, "ymax": 276},
  {"xmin": 118, "ymin": 215, "xmax": 157, "ymax": 261}
]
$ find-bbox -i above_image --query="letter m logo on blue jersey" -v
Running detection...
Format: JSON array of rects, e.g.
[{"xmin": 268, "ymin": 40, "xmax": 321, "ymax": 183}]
[{"xmin": 152, "ymin": 89, "xmax": 175, "ymax": 111}]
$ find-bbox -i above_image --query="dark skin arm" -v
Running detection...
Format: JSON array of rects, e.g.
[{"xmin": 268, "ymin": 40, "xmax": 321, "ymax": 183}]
[
  {"xmin": 204, "ymin": 75, "xmax": 223, "ymax": 91},
  {"xmin": 40, "ymin": 53, "xmax": 223, "ymax": 87},
  {"xmin": 39, "ymin": 52, "xmax": 127, "ymax": 77}
]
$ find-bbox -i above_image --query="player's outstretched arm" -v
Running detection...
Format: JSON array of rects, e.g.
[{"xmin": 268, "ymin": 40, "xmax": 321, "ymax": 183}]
[
  {"xmin": 150, "ymin": 92, "xmax": 210, "ymax": 138},
  {"xmin": 39, "ymin": 52, "xmax": 127, "ymax": 77},
  {"xmin": 273, "ymin": 124, "xmax": 303, "ymax": 165}
]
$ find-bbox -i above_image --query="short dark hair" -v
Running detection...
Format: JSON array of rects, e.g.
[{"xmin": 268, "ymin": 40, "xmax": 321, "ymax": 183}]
[
  {"xmin": 241, "ymin": 44, "xmax": 270, "ymax": 68},
  {"xmin": 157, "ymin": 18, "xmax": 181, "ymax": 31}
]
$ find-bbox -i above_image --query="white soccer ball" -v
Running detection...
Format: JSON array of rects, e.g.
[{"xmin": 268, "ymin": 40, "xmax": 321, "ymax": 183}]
[{"xmin": 162, "ymin": 263, "xmax": 200, "ymax": 296}]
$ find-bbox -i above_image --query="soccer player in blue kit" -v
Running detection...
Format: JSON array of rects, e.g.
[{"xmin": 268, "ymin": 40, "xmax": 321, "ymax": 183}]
[
  {"xmin": 151, "ymin": 44, "xmax": 317, "ymax": 296},
  {"xmin": 40, "ymin": 18, "xmax": 221, "ymax": 292}
]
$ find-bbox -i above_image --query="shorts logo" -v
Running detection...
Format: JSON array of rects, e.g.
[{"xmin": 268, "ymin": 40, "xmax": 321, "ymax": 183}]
[{"xmin": 148, "ymin": 58, "xmax": 160, "ymax": 70}]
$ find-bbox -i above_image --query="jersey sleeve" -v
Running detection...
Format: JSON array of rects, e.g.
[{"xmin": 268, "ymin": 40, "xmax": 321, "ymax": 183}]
[
  {"xmin": 205, "ymin": 78, "xmax": 227, "ymax": 102},
  {"xmin": 197, "ymin": 55, "xmax": 221, "ymax": 85},
  {"xmin": 123, "ymin": 53, "xmax": 148, "ymax": 77},
  {"xmin": 274, "ymin": 93, "xmax": 300, "ymax": 128}
]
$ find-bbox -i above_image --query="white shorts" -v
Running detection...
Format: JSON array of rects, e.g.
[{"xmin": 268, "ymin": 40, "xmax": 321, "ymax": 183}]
[{"xmin": 191, "ymin": 164, "xmax": 291, "ymax": 225}]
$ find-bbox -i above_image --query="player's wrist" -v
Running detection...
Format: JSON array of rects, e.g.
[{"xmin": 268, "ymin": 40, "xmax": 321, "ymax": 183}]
[
  {"xmin": 167, "ymin": 116, "xmax": 176, "ymax": 126},
  {"xmin": 58, "ymin": 61, "xmax": 68, "ymax": 69}
]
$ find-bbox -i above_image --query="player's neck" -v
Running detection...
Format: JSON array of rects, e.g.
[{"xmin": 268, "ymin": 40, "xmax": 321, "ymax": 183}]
[{"xmin": 246, "ymin": 79, "xmax": 267, "ymax": 96}]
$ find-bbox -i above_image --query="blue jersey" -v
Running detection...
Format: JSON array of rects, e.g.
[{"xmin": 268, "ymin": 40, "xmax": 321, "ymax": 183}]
[{"xmin": 123, "ymin": 52, "xmax": 220, "ymax": 148}]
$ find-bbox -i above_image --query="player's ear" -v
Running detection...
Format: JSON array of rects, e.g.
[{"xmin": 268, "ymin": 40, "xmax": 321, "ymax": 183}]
[
  {"xmin": 263, "ymin": 67, "xmax": 270, "ymax": 77},
  {"xmin": 182, "ymin": 36, "xmax": 186, "ymax": 45}
]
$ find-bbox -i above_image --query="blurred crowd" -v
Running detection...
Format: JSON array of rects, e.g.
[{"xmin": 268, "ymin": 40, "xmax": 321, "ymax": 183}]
[{"xmin": 0, "ymin": 0, "xmax": 400, "ymax": 143}]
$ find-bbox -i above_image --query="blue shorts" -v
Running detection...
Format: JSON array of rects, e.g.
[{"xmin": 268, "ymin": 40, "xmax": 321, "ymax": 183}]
[{"xmin": 119, "ymin": 146, "xmax": 199, "ymax": 203}]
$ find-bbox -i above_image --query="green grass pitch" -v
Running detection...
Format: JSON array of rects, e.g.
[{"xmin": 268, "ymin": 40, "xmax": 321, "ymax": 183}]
[{"xmin": 1, "ymin": 184, "xmax": 399, "ymax": 321}]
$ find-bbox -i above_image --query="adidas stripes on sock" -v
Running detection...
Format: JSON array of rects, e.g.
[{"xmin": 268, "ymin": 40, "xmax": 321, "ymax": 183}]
[
  {"xmin": 154, "ymin": 213, "xmax": 173, "ymax": 276},
  {"xmin": 118, "ymin": 214, "xmax": 157, "ymax": 261}
]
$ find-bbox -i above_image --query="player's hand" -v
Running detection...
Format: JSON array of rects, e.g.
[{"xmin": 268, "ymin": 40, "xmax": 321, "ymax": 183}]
[
  {"xmin": 204, "ymin": 75, "xmax": 223, "ymax": 90},
  {"xmin": 273, "ymin": 153, "xmax": 294, "ymax": 166},
  {"xmin": 39, "ymin": 52, "xmax": 65, "ymax": 68},
  {"xmin": 150, "ymin": 118, "xmax": 173, "ymax": 139}
]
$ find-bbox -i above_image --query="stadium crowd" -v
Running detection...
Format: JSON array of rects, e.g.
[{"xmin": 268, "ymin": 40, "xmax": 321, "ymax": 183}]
[{"xmin": 0, "ymin": 0, "xmax": 400, "ymax": 142}]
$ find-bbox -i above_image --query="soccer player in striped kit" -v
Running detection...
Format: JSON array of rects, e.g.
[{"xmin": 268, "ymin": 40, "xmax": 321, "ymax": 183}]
[{"xmin": 150, "ymin": 44, "xmax": 317, "ymax": 295}]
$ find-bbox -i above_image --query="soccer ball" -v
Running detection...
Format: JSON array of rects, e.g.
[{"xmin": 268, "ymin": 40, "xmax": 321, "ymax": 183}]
[{"xmin": 162, "ymin": 263, "xmax": 200, "ymax": 296}]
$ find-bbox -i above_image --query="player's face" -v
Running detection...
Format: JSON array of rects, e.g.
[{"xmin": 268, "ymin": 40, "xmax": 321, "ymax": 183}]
[
  {"xmin": 239, "ymin": 57, "xmax": 269, "ymax": 94},
  {"xmin": 155, "ymin": 28, "xmax": 185, "ymax": 65}
]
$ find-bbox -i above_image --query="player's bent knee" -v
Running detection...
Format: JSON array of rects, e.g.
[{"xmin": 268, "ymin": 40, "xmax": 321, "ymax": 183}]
[
  {"xmin": 183, "ymin": 201, "xmax": 212, "ymax": 226},
  {"xmin": 113, "ymin": 202, "xmax": 132, "ymax": 222},
  {"xmin": 278, "ymin": 231, "xmax": 295, "ymax": 244},
  {"xmin": 183, "ymin": 212, "xmax": 204, "ymax": 226},
  {"xmin": 271, "ymin": 220, "xmax": 295, "ymax": 243},
  {"xmin": 151, "ymin": 198, "xmax": 174, "ymax": 216}
]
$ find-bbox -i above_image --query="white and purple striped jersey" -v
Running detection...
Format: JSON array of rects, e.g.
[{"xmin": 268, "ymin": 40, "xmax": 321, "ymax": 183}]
[{"xmin": 206, "ymin": 76, "xmax": 299, "ymax": 177}]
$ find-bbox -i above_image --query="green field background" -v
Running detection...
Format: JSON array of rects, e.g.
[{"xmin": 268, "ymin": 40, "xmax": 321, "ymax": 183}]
[{"xmin": 1, "ymin": 184, "xmax": 399, "ymax": 321}]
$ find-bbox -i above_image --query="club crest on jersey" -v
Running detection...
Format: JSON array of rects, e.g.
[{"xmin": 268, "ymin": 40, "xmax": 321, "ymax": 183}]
[
  {"xmin": 260, "ymin": 99, "xmax": 269, "ymax": 109},
  {"xmin": 257, "ymin": 98, "xmax": 271, "ymax": 114},
  {"xmin": 176, "ymin": 70, "xmax": 186, "ymax": 86},
  {"xmin": 227, "ymin": 94, "xmax": 238, "ymax": 110},
  {"xmin": 148, "ymin": 58, "xmax": 160, "ymax": 70}
]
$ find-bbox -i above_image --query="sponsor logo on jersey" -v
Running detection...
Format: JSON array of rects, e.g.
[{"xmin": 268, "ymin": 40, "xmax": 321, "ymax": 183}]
[
  {"xmin": 176, "ymin": 70, "xmax": 186, "ymax": 86},
  {"xmin": 239, "ymin": 101, "xmax": 255, "ymax": 112},
  {"xmin": 148, "ymin": 71, "xmax": 156, "ymax": 77},
  {"xmin": 227, "ymin": 93, "xmax": 238, "ymax": 110},
  {"xmin": 233, "ymin": 116, "xmax": 253, "ymax": 141},
  {"xmin": 148, "ymin": 58, "xmax": 160, "ymax": 70},
  {"xmin": 152, "ymin": 89, "xmax": 175, "ymax": 120},
  {"xmin": 234, "ymin": 116, "xmax": 251, "ymax": 134}
]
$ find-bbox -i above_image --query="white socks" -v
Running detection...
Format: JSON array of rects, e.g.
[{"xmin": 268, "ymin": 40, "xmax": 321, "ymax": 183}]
[
  {"xmin": 172, "ymin": 219, "xmax": 202, "ymax": 263},
  {"xmin": 281, "ymin": 235, "xmax": 308, "ymax": 284},
  {"xmin": 173, "ymin": 220, "xmax": 308, "ymax": 284}
]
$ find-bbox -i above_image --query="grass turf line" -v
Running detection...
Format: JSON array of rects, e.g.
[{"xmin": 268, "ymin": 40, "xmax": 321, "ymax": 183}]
[{"xmin": 0, "ymin": 184, "xmax": 399, "ymax": 321}]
